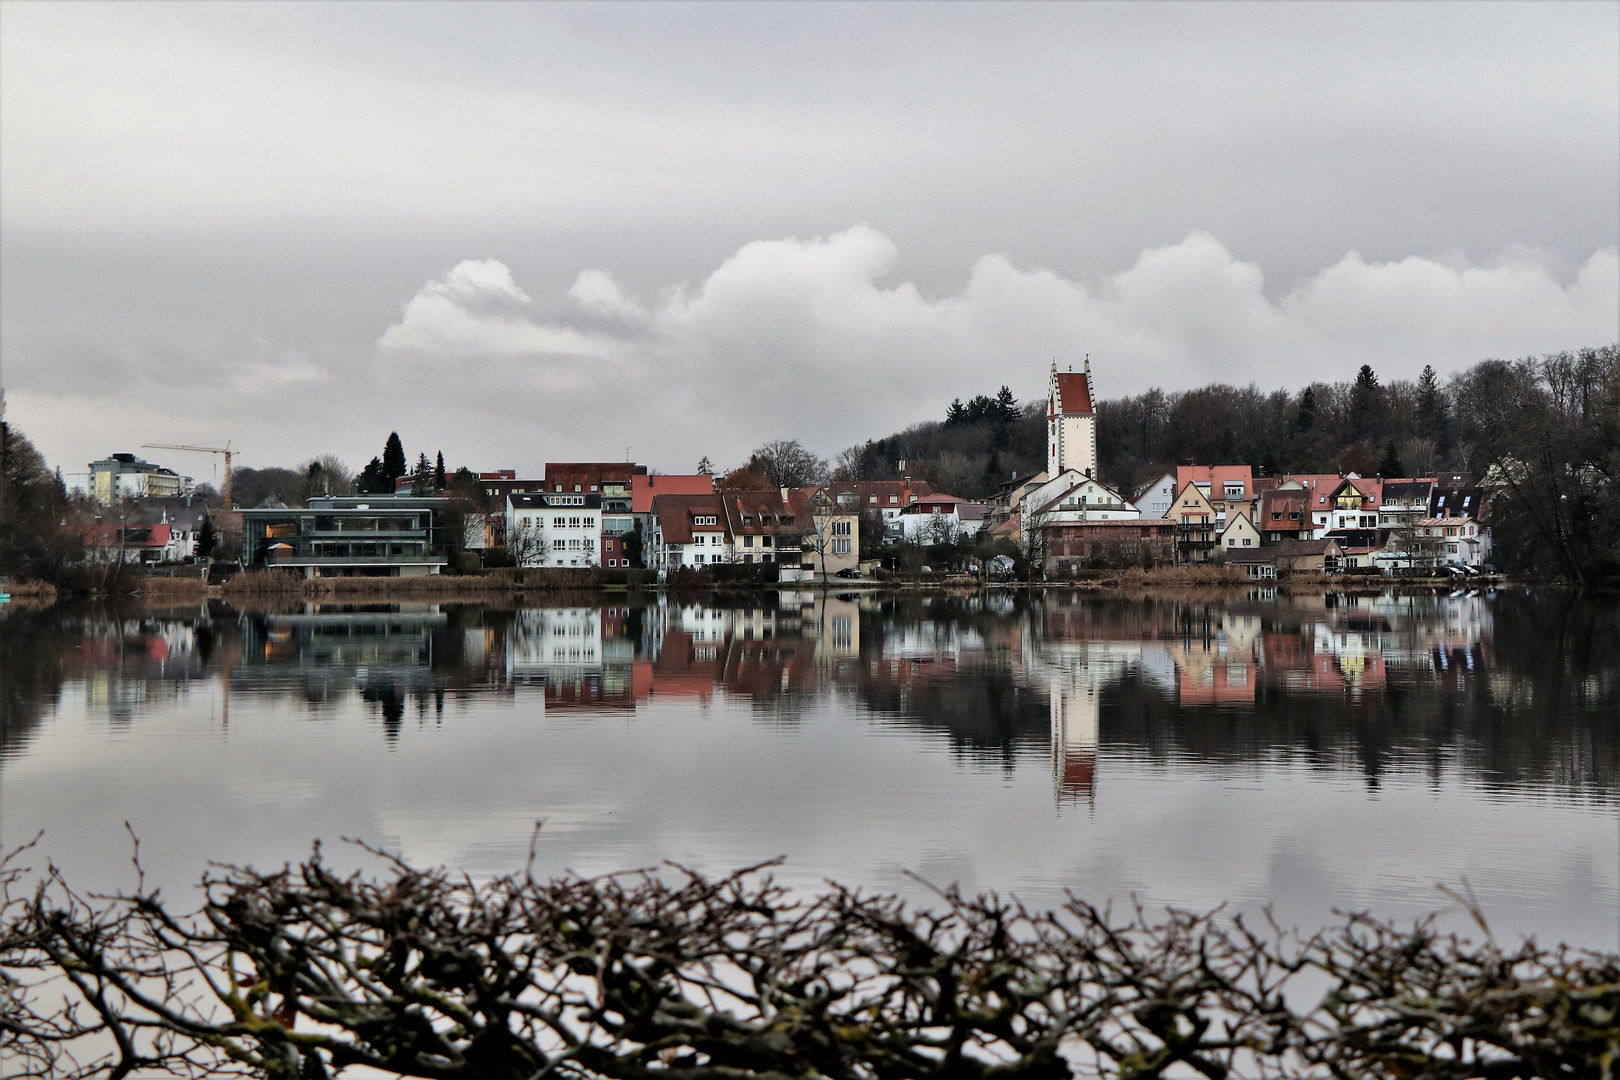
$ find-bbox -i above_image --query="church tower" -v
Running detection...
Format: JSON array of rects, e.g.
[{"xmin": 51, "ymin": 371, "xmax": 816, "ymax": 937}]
[{"xmin": 1046, "ymin": 357, "xmax": 1097, "ymax": 478}]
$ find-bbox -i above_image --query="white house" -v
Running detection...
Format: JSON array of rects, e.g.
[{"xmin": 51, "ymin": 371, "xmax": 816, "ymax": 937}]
[
  {"xmin": 1220, "ymin": 510, "xmax": 1262, "ymax": 554},
  {"xmin": 1132, "ymin": 473, "xmax": 1178, "ymax": 519},
  {"xmin": 893, "ymin": 494, "xmax": 991, "ymax": 543},
  {"xmin": 506, "ymin": 492, "xmax": 602, "ymax": 568},
  {"xmin": 1021, "ymin": 471, "xmax": 1142, "ymax": 527}
]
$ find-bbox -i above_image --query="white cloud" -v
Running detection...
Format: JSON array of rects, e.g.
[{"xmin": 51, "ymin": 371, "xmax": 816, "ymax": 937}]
[
  {"xmin": 379, "ymin": 259, "xmax": 610, "ymax": 357},
  {"xmin": 366, "ymin": 228, "xmax": 1617, "ymax": 466}
]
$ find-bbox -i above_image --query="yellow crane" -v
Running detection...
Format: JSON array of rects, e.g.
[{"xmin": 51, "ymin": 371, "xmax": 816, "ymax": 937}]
[{"xmin": 142, "ymin": 441, "xmax": 235, "ymax": 510}]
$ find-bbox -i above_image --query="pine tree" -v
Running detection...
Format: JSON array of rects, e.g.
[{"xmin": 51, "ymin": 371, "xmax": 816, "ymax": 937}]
[
  {"xmin": 411, "ymin": 453, "xmax": 433, "ymax": 496},
  {"xmin": 995, "ymin": 386, "xmax": 1017, "ymax": 421},
  {"xmin": 697, "ymin": 456, "xmax": 713, "ymax": 475},
  {"xmin": 382, "ymin": 433, "xmax": 407, "ymax": 490},
  {"xmin": 945, "ymin": 399, "xmax": 967, "ymax": 426},
  {"xmin": 1296, "ymin": 386, "xmax": 1317, "ymax": 432},
  {"xmin": 1416, "ymin": 364, "xmax": 1450, "ymax": 455},
  {"xmin": 982, "ymin": 451, "xmax": 1002, "ymax": 491},
  {"xmin": 1350, "ymin": 365, "xmax": 1383, "ymax": 440},
  {"xmin": 196, "ymin": 517, "xmax": 218, "ymax": 559},
  {"xmin": 358, "ymin": 457, "xmax": 386, "ymax": 494},
  {"xmin": 434, "ymin": 452, "xmax": 447, "ymax": 488},
  {"xmin": 1378, "ymin": 440, "xmax": 1404, "ymax": 478}
]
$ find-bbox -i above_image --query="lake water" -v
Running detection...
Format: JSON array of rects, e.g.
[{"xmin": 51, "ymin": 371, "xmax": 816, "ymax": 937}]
[{"xmin": 2, "ymin": 589, "xmax": 1615, "ymax": 949}]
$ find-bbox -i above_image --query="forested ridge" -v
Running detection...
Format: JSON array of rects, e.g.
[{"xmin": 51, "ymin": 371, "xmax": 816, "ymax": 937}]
[{"xmin": 833, "ymin": 345, "xmax": 1619, "ymax": 578}]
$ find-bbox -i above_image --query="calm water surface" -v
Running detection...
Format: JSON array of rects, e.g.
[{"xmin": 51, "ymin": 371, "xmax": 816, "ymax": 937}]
[{"xmin": 2, "ymin": 589, "xmax": 1615, "ymax": 947}]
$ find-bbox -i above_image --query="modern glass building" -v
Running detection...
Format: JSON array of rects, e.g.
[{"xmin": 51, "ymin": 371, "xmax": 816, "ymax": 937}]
[{"xmin": 237, "ymin": 496, "xmax": 452, "ymax": 577}]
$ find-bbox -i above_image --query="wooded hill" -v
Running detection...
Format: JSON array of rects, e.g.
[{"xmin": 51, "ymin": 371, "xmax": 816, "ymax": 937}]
[{"xmin": 834, "ymin": 345, "xmax": 1619, "ymax": 579}]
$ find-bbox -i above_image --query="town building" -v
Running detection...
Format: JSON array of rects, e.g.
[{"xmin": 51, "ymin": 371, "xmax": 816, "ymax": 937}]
[
  {"xmin": 893, "ymin": 493, "xmax": 991, "ymax": 543},
  {"xmin": 1132, "ymin": 473, "xmax": 1178, "ymax": 519},
  {"xmin": 1046, "ymin": 360, "xmax": 1097, "ymax": 478},
  {"xmin": 1166, "ymin": 482, "xmax": 1219, "ymax": 563},
  {"xmin": 238, "ymin": 496, "xmax": 452, "ymax": 577},
  {"xmin": 631, "ymin": 473, "xmax": 716, "ymax": 546},
  {"xmin": 1175, "ymin": 465, "xmax": 1254, "ymax": 527},
  {"xmin": 89, "ymin": 453, "xmax": 193, "ymax": 505},
  {"xmin": 650, "ymin": 492, "xmax": 735, "ymax": 573},
  {"xmin": 1220, "ymin": 510, "xmax": 1262, "ymax": 554},
  {"xmin": 1045, "ymin": 520, "xmax": 1176, "ymax": 575},
  {"xmin": 506, "ymin": 492, "xmax": 603, "ymax": 568}
]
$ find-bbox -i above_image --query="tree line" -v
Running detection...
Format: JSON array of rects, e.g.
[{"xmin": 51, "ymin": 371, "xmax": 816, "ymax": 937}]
[{"xmin": 830, "ymin": 345, "xmax": 1618, "ymax": 578}]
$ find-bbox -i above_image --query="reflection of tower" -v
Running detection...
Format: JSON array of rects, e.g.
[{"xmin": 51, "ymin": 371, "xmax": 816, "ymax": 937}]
[{"xmin": 1049, "ymin": 667, "xmax": 1099, "ymax": 803}]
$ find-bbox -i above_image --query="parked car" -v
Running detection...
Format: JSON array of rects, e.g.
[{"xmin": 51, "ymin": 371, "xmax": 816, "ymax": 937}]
[{"xmin": 835, "ymin": 567, "xmax": 862, "ymax": 579}]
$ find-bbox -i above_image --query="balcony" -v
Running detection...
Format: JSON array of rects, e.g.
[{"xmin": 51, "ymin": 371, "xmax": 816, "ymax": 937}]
[{"xmin": 265, "ymin": 551, "xmax": 446, "ymax": 567}]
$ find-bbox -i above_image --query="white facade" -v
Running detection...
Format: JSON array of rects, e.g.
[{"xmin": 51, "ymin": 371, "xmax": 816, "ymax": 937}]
[
  {"xmin": 506, "ymin": 493, "xmax": 601, "ymax": 568},
  {"xmin": 1133, "ymin": 474, "xmax": 1178, "ymax": 519},
  {"xmin": 1046, "ymin": 361, "xmax": 1098, "ymax": 479}
]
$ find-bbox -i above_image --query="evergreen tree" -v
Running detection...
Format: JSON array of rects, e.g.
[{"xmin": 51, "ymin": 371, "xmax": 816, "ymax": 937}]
[
  {"xmin": 1350, "ymin": 365, "xmax": 1383, "ymax": 439},
  {"xmin": 1378, "ymin": 440, "xmax": 1404, "ymax": 478},
  {"xmin": 196, "ymin": 517, "xmax": 218, "ymax": 559},
  {"xmin": 357, "ymin": 457, "xmax": 386, "ymax": 494},
  {"xmin": 623, "ymin": 522, "xmax": 645, "ymax": 568},
  {"xmin": 945, "ymin": 399, "xmax": 967, "ymax": 426},
  {"xmin": 1296, "ymin": 386, "xmax": 1317, "ymax": 432},
  {"xmin": 994, "ymin": 386, "xmax": 1017, "ymax": 421},
  {"xmin": 982, "ymin": 452, "xmax": 1002, "ymax": 491},
  {"xmin": 411, "ymin": 453, "xmax": 433, "ymax": 495},
  {"xmin": 697, "ymin": 456, "xmax": 713, "ymax": 475},
  {"xmin": 382, "ymin": 433, "xmax": 407, "ymax": 490},
  {"xmin": 434, "ymin": 452, "xmax": 447, "ymax": 489},
  {"xmin": 1416, "ymin": 364, "xmax": 1450, "ymax": 454}
]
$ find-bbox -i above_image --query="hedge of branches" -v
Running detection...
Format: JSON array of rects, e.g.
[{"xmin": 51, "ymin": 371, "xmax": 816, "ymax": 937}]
[{"xmin": 2, "ymin": 839, "xmax": 1615, "ymax": 1080}]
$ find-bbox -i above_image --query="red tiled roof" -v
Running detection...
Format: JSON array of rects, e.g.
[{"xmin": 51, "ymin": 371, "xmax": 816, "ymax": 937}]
[
  {"xmin": 632, "ymin": 473, "xmax": 714, "ymax": 514},
  {"xmin": 651, "ymin": 493, "xmax": 727, "ymax": 544},
  {"xmin": 1176, "ymin": 465, "xmax": 1253, "ymax": 498},
  {"xmin": 1052, "ymin": 371, "xmax": 1093, "ymax": 415}
]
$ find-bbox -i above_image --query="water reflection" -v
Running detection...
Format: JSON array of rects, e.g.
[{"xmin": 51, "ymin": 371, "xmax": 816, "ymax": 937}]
[{"xmin": 2, "ymin": 589, "xmax": 1615, "ymax": 945}]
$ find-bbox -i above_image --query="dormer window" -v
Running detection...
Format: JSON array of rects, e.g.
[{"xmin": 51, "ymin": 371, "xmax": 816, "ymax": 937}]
[{"xmin": 693, "ymin": 515, "xmax": 717, "ymax": 526}]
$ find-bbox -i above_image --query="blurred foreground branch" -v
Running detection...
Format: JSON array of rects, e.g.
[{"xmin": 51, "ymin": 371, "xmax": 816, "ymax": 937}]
[{"xmin": 2, "ymin": 839, "xmax": 1615, "ymax": 1079}]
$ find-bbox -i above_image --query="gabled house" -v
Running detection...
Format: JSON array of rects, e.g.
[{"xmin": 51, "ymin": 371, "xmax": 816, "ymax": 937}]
[
  {"xmin": 1175, "ymin": 465, "xmax": 1254, "ymax": 526},
  {"xmin": 651, "ymin": 493, "xmax": 733, "ymax": 574},
  {"xmin": 1220, "ymin": 510, "xmax": 1262, "ymax": 555},
  {"xmin": 1324, "ymin": 477, "xmax": 1385, "ymax": 532},
  {"xmin": 1132, "ymin": 473, "xmax": 1178, "ymax": 520},
  {"xmin": 1259, "ymin": 484, "xmax": 1313, "ymax": 542},
  {"xmin": 894, "ymin": 493, "xmax": 993, "ymax": 542},
  {"xmin": 1166, "ymin": 482, "xmax": 1219, "ymax": 563},
  {"xmin": 1414, "ymin": 517, "xmax": 1491, "ymax": 569},
  {"xmin": 781, "ymin": 487, "xmax": 859, "ymax": 581}
]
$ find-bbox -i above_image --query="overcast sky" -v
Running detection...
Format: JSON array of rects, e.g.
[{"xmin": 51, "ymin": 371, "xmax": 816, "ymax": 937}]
[{"xmin": 2, "ymin": 1, "xmax": 1616, "ymax": 483}]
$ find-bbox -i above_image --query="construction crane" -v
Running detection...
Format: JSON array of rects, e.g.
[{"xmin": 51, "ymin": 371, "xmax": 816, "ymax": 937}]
[{"xmin": 143, "ymin": 441, "xmax": 235, "ymax": 510}]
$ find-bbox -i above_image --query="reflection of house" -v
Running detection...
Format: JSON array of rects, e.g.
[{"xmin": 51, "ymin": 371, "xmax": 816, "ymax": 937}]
[{"xmin": 240, "ymin": 497, "xmax": 451, "ymax": 577}]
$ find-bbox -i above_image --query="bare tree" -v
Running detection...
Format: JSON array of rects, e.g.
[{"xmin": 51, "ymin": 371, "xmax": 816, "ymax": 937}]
[
  {"xmin": 746, "ymin": 440, "xmax": 828, "ymax": 489},
  {"xmin": 4, "ymin": 840, "xmax": 1615, "ymax": 1080},
  {"xmin": 507, "ymin": 514, "xmax": 550, "ymax": 568}
]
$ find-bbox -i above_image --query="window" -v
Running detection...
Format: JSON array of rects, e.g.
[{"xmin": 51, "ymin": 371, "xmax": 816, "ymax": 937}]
[
  {"xmin": 584, "ymin": 517, "xmax": 595, "ymax": 528},
  {"xmin": 1271, "ymin": 512, "xmax": 1282, "ymax": 520},
  {"xmin": 553, "ymin": 539, "xmax": 566, "ymax": 550},
  {"xmin": 1244, "ymin": 538, "xmax": 1252, "ymax": 546},
  {"xmin": 833, "ymin": 538, "xmax": 851, "ymax": 555},
  {"xmin": 762, "ymin": 536, "xmax": 772, "ymax": 547},
  {"xmin": 889, "ymin": 495, "xmax": 898, "ymax": 503},
  {"xmin": 868, "ymin": 495, "xmax": 877, "ymax": 504},
  {"xmin": 694, "ymin": 515, "xmax": 717, "ymax": 526},
  {"xmin": 694, "ymin": 553, "xmax": 704, "ymax": 564},
  {"xmin": 694, "ymin": 534, "xmax": 704, "ymax": 545},
  {"xmin": 780, "ymin": 516, "xmax": 793, "ymax": 526},
  {"xmin": 743, "ymin": 535, "xmax": 754, "ymax": 547}
]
